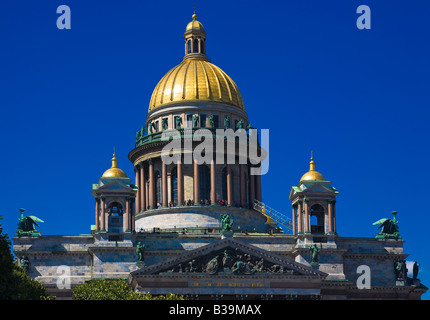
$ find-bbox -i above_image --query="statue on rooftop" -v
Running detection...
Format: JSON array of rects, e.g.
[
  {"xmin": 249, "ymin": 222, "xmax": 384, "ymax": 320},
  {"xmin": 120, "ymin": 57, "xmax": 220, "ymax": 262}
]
[
  {"xmin": 309, "ymin": 243, "xmax": 320, "ymax": 267},
  {"xmin": 136, "ymin": 242, "xmax": 145, "ymax": 263},
  {"xmin": 15, "ymin": 208, "xmax": 44, "ymax": 237},
  {"xmin": 220, "ymin": 214, "xmax": 233, "ymax": 232},
  {"xmin": 373, "ymin": 211, "xmax": 401, "ymax": 239}
]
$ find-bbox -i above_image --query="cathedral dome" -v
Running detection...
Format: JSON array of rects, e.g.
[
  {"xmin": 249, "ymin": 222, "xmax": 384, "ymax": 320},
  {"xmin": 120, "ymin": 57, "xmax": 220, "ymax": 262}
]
[
  {"xmin": 300, "ymin": 156, "xmax": 326, "ymax": 182},
  {"xmin": 148, "ymin": 59, "xmax": 245, "ymax": 112},
  {"xmin": 147, "ymin": 14, "xmax": 245, "ymax": 113},
  {"xmin": 102, "ymin": 153, "xmax": 128, "ymax": 178}
]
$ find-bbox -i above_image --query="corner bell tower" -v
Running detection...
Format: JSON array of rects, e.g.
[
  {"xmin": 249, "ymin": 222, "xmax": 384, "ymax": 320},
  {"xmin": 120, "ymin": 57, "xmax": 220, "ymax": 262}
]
[
  {"xmin": 289, "ymin": 155, "xmax": 339, "ymax": 239},
  {"xmin": 92, "ymin": 153, "xmax": 137, "ymax": 235}
]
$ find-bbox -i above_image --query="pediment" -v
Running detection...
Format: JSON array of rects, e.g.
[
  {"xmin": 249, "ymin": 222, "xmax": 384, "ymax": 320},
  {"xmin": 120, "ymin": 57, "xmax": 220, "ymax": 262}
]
[
  {"xmin": 97, "ymin": 180, "xmax": 132, "ymax": 191},
  {"xmin": 131, "ymin": 237, "xmax": 326, "ymax": 278}
]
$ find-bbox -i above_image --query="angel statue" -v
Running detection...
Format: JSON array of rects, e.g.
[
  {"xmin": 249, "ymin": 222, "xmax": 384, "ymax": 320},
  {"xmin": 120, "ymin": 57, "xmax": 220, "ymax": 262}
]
[
  {"xmin": 373, "ymin": 211, "xmax": 401, "ymax": 239},
  {"xmin": 15, "ymin": 208, "xmax": 44, "ymax": 237}
]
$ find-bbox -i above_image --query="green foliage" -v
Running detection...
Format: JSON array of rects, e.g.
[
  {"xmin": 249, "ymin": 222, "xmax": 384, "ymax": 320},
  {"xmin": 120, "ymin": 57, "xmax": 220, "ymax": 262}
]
[
  {"xmin": 0, "ymin": 215, "xmax": 51, "ymax": 300},
  {"xmin": 72, "ymin": 279, "xmax": 185, "ymax": 300}
]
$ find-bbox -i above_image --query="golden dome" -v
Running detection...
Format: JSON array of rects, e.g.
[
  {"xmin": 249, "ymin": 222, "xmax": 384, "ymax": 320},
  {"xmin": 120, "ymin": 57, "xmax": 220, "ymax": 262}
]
[
  {"xmin": 102, "ymin": 153, "xmax": 128, "ymax": 178},
  {"xmin": 148, "ymin": 58, "xmax": 245, "ymax": 112},
  {"xmin": 300, "ymin": 156, "xmax": 326, "ymax": 182},
  {"xmin": 185, "ymin": 14, "xmax": 206, "ymax": 34}
]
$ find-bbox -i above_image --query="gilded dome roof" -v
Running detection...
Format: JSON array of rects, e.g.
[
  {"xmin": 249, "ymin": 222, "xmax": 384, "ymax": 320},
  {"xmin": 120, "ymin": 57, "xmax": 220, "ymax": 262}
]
[
  {"xmin": 148, "ymin": 58, "xmax": 245, "ymax": 112},
  {"xmin": 102, "ymin": 153, "xmax": 128, "ymax": 178},
  {"xmin": 185, "ymin": 14, "xmax": 206, "ymax": 34},
  {"xmin": 300, "ymin": 157, "xmax": 326, "ymax": 182}
]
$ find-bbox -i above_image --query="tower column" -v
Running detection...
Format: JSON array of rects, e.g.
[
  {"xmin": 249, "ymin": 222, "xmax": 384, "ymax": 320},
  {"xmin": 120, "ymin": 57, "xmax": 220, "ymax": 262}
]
[
  {"xmin": 148, "ymin": 159, "xmax": 155, "ymax": 209},
  {"xmin": 332, "ymin": 201, "xmax": 337, "ymax": 234},
  {"xmin": 131, "ymin": 198, "xmax": 135, "ymax": 232},
  {"xmin": 162, "ymin": 161, "xmax": 168, "ymax": 207},
  {"xmin": 292, "ymin": 205, "xmax": 297, "ymax": 236},
  {"xmin": 125, "ymin": 197, "xmax": 130, "ymax": 232},
  {"xmin": 210, "ymin": 159, "xmax": 216, "ymax": 205},
  {"xmin": 101, "ymin": 197, "xmax": 106, "ymax": 231},
  {"xmin": 297, "ymin": 200, "xmax": 303, "ymax": 234},
  {"xmin": 177, "ymin": 160, "xmax": 184, "ymax": 205},
  {"xmin": 194, "ymin": 160, "xmax": 200, "ymax": 205},
  {"xmin": 328, "ymin": 200, "xmax": 333, "ymax": 234},
  {"xmin": 226, "ymin": 164, "xmax": 233, "ymax": 206},
  {"xmin": 135, "ymin": 167, "xmax": 140, "ymax": 213},
  {"xmin": 95, "ymin": 199, "xmax": 100, "ymax": 231},
  {"xmin": 304, "ymin": 199, "xmax": 310, "ymax": 234},
  {"xmin": 140, "ymin": 163, "xmax": 146, "ymax": 212}
]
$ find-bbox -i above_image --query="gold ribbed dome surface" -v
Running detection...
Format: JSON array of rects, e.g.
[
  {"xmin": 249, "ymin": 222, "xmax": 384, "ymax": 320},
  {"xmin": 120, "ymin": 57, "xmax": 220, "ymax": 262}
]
[
  {"xmin": 148, "ymin": 58, "xmax": 245, "ymax": 112},
  {"xmin": 300, "ymin": 157, "xmax": 326, "ymax": 182},
  {"xmin": 102, "ymin": 153, "xmax": 128, "ymax": 178}
]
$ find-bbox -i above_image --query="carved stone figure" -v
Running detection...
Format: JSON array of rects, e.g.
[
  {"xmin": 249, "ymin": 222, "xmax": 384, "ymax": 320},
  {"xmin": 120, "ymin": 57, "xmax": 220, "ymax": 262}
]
[
  {"xmin": 222, "ymin": 250, "xmax": 234, "ymax": 269},
  {"xmin": 394, "ymin": 260, "xmax": 407, "ymax": 281},
  {"xmin": 232, "ymin": 261, "xmax": 256, "ymax": 275},
  {"xmin": 20, "ymin": 255, "xmax": 29, "ymax": 273},
  {"xmin": 205, "ymin": 256, "xmax": 219, "ymax": 274}
]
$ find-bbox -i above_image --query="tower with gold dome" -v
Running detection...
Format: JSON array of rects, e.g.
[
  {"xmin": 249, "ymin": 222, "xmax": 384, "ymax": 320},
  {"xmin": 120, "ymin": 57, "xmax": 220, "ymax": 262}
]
[
  {"xmin": 289, "ymin": 154, "xmax": 338, "ymax": 239},
  {"xmin": 129, "ymin": 13, "xmax": 265, "ymax": 233},
  {"xmin": 92, "ymin": 152, "xmax": 137, "ymax": 235}
]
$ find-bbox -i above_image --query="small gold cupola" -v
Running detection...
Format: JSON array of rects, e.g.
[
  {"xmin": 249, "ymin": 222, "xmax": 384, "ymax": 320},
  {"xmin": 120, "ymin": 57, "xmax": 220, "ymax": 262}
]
[
  {"xmin": 102, "ymin": 152, "xmax": 128, "ymax": 178},
  {"xmin": 183, "ymin": 13, "xmax": 207, "ymax": 61},
  {"xmin": 300, "ymin": 153, "xmax": 326, "ymax": 182}
]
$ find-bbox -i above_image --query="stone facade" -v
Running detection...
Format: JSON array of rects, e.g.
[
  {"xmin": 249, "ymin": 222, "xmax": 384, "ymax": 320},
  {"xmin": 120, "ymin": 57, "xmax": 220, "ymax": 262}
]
[{"xmin": 13, "ymin": 228, "xmax": 427, "ymax": 299}]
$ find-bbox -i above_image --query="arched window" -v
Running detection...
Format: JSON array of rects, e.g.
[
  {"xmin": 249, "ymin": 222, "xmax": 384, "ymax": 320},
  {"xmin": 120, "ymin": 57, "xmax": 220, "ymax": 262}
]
[
  {"xmin": 199, "ymin": 165, "xmax": 210, "ymax": 203},
  {"xmin": 108, "ymin": 202, "xmax": 123, "ymax": 233},
  {"xmin": 310, "ymin": 204, "xmax": 325, "ymax": 234},
  {"xmin": 187, "ymin": 40, "xmax": 192, "ymax": 54},
  {"xmin": 222, "ymin": 167, "xmax": 227, "ymax": 201},
  {"xmin": 108, "ymin": 202, "xmax": 123, "ymax": 216},
  {"xmin": 155, "ymin": 170, "xmax": 162, "ymax": 207},
  {"xmin": 171, "ymin": 167, "xmax": 178, "ymax": 204},
  {"xmin": 193, "ymin": 39, "xmax": 199, "ymax": 53}
]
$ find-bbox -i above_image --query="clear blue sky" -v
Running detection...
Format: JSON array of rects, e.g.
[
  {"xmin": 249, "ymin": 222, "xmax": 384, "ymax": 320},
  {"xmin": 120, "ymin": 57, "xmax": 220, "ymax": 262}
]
[{"xmin": 1, "ymin": 1, "xmax": 429, "ymax": 298}]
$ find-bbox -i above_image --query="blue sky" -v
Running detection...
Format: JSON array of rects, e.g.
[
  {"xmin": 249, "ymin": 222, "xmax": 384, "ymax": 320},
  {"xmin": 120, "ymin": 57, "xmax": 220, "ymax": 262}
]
[{"xmin": 1, "ymin": 1, "xmax": 429, "ymax": 298}]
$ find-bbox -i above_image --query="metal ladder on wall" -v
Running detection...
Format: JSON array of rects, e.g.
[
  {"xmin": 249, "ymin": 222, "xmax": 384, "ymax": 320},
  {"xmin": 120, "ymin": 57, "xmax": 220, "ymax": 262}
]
[{"xmin": 253, "ymin": 199, "xmax": 293, "ymax": 233}]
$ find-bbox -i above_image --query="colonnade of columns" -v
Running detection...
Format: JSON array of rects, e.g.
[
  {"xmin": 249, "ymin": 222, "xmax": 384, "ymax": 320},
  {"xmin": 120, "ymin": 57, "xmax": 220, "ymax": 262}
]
[
  {"xmin": 291, "ymin": 199, "xmax": 336, "ymax": 236},
  {"xmin": 134, "ymin": 157, "xmax": 262, "ymax": 213}
]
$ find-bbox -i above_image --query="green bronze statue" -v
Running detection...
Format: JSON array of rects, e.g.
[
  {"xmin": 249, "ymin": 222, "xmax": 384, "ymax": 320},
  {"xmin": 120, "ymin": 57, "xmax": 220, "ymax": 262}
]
[
  {"xmin": 136, "ymin": 242, "xmax": 145, "ymax": 263},
  {"xmin": 193, "ymin": 115, "xmax": 199, "ymax": 128},
  {"xmin": 15, "ymin": 208, "xmax": 44, "ymax": 237},
  {"xmin": 373, "ymin": 211, "xmax": 401, "ymax": 239},
  {"xmin": 309, "ymin": 244, "xmax": 319, "ymax": 267},
  {"xmin": 224, "ymin": 116, "xmax": 230, "ymax": 129},
  {"xmin": 220, "ymin": 214, "xmax": 233, "ymax": 232}
]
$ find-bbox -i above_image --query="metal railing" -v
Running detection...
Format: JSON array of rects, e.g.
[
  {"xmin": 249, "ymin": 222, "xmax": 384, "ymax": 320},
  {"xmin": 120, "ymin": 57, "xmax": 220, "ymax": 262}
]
[{"xmin": 253, "ymin": 199, "xmax": 293, "ymax": 232}]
